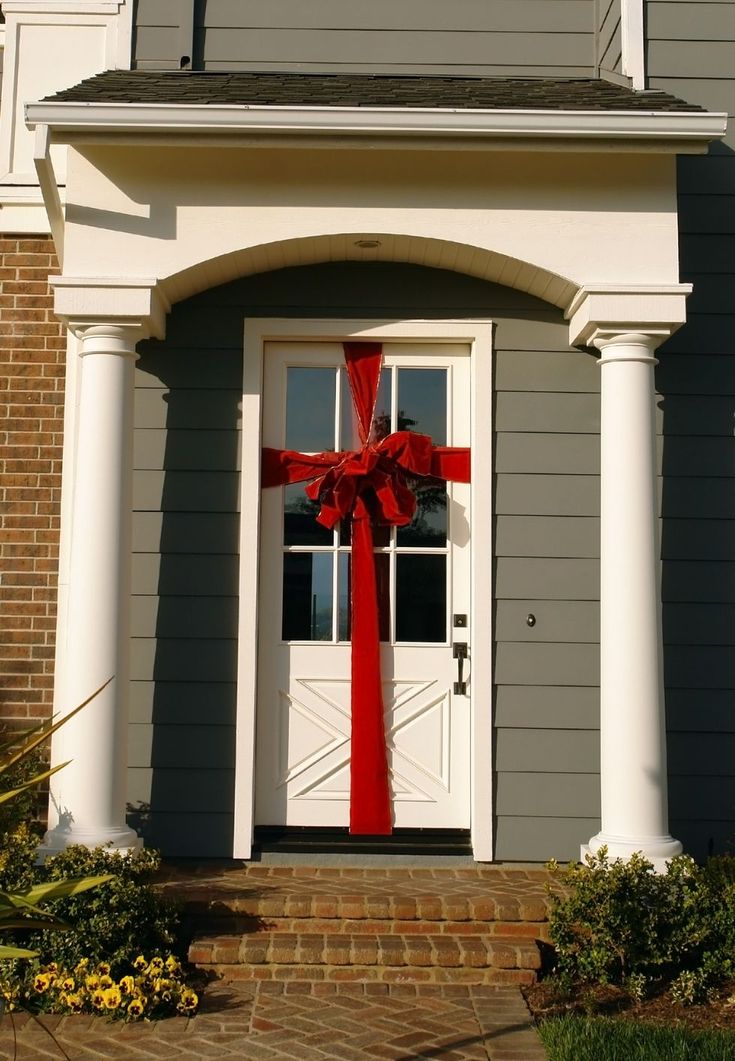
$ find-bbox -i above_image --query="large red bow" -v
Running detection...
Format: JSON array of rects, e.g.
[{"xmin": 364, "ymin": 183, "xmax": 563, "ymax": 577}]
[{"xmin": 262, "ymin": 342, "xmax": 470, "ymax": 834}]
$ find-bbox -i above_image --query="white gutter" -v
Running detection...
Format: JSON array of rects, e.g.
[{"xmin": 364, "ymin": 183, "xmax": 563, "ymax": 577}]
[
  {"xmin": 32, "ymin": 124, "xmax": 64, "ymax": 264},
  {"xmin": 25, "ymin": 100, "xmax": 727, "ymax": 144}
]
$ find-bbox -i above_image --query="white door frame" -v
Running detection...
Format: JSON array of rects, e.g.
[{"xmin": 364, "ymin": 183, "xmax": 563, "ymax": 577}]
[{"xmin": 233, "ymin": 318, "xmax": 494, "ymax": 860}]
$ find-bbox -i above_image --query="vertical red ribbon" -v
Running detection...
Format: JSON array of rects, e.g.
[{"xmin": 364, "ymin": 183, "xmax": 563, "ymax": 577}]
[{"xmin": 342, "ymin": 344, "xmax": 391, "ymax": 833}]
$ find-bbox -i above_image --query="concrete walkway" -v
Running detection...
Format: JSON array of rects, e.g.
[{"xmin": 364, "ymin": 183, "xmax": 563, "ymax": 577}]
[{"xmin": 0, "ymin": 982, "xmax": 547, "ymax": 1059}]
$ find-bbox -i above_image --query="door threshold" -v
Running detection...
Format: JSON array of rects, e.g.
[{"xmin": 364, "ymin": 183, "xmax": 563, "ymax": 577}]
[{"xmin": 253, "ymin": 827, "xmax": 473, "ymax": 857}]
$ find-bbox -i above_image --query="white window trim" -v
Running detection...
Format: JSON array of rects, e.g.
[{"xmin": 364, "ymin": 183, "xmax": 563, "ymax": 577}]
[
  {"xmin": 234, "ymin": 318, "xmax": 494, "ymax": 861},
  {"xmin": 621, "ymin": 0, "xmax": 646, "ymax": 91}
]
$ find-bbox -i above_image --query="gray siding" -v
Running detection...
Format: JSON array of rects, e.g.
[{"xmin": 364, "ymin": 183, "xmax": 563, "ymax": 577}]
[
  {"xmin": 494, "ymin": 308, "xmax": 601, "ymax": 860},
  {"xmin": 647, "ymin": 0, "xmax": 735, "ymax": 859},
  {"xmin": 596, "ymin": 0, "xmax": 625, "ymax": 83},
  {"xmin": 133, "ymin": 0, "xmax": 597, "ymax": 77},
  {"xmin": 131, "ymin": 262, "xmax": 597, "ymax": 858}
]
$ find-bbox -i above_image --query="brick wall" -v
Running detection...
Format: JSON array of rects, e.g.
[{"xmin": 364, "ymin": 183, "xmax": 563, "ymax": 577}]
[{"xmin": 0, "ymin": 236, "xmax": 64, "ymax": 727}]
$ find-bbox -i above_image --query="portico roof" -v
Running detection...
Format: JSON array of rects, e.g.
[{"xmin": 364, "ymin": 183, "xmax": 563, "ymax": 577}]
[
  {"xmin": 40, "ymin": 70, "xmax": 706, "ymax": 112},
  {"xmin": 26, "ymin": 70, "xmax": 725, "ymax": 148}
]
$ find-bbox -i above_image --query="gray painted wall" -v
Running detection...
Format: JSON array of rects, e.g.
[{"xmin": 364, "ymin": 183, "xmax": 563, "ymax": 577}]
[
  {"xmin": 133, "ymin": 0, "xmax": 597, "ymax": 77},
  {"xmin": 647, "ymin": 0, "xmax": 735, "ymax": 860},
  {"xmin": 130, "ymin": 262, "xmax": 600, "ymax": 859},
  {"xmin": 597, "ymin": 0, "xmax": 625, "ymax": 83}
]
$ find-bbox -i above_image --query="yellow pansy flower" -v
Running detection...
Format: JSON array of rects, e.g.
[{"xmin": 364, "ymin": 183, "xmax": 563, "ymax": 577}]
[
  {"xmin": 103, "ymin": 986, "xmax": 122, "ymax": 1010},
  {"xmin": 127, "ymin": 997, "xmax": 145, "ymax": 1018},
  {"xmin": 62, "ymin": 993, "xmax": 84, "ymax": 1013},
  {"xmin": 177, "ymin": 989, "xmax": 198, "ymax": 1014}
]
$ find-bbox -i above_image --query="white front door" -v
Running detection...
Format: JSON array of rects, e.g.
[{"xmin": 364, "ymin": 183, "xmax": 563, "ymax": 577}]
[{"xmin": 254, "ymin": 339, "xmax": 472, "ymax": 830}]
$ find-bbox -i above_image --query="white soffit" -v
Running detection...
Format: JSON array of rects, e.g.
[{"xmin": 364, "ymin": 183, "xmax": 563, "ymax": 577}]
[{"xmin": 25, "ymin": 101, "xmax": 727, "ymax": 152}]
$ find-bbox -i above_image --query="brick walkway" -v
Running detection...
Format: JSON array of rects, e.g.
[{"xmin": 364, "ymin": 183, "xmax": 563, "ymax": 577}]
[{"xmin": 0, "ymin": 982, "xmax": 547, "ymax": 1059}]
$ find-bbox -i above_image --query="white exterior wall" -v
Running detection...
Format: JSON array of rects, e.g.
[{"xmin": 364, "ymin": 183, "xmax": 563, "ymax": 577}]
[
  {"xmin": 0, "ymin": 0, "xmax": 132, "ymax": 232},
  {"xmin": 61, "ymin": 145, "xmax": 682, "ymax": 302}
]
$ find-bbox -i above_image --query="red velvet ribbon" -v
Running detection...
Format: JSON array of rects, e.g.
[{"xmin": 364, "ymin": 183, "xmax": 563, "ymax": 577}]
[{"xmin": 261, "ymin": 342, "xmax": 470, "ymax": 834}]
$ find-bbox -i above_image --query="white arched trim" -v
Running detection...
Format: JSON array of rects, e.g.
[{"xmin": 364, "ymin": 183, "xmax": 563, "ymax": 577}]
[{"xmin": 159, "ymin": 233, "xmax": 579, "ymax": 312}]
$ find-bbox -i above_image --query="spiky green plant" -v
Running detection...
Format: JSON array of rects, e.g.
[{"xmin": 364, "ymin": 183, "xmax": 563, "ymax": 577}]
[{"xmin": 0, "ymin": 682, "xmax": 114, "ymax": 959}]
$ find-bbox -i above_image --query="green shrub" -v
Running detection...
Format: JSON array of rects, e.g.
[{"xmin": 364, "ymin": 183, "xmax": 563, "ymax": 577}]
[
  {"xmin": 0, "ymin": 824, "xmax": 41, "ymax": 894},
  {"xmin": 0, "ymin": 740, "xmax": 45, "ymax": 840},
  {"xmin": 16, "ymin": 846, "xmax": 181, "ymax": 975},
  {"xmin": 547, "ymin": 848, "xmax": 735, "ymax": 1002}
]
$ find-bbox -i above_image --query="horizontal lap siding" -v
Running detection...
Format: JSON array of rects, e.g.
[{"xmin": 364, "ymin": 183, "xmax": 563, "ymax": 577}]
[
  {"xmin": 133, "ymin": 0, "xmax": 596, "ymax": 77},
  {"xmin": 132, "ymin": 326, "xmax": 241, "ymax": 854},
  {"xmin": 597, "ymin": 0, "xmax": 624, "ymax": 82},
  {"xmin": 647, "ymin": 0, "xmax": 735, "ymax": 858},
  {"xmin": 131, "ymin": 262, "xmax": 595, "ymax": 857},
  {"xmin": 494, "ymin": 323, "xmax": 601, "ymax": 861}
]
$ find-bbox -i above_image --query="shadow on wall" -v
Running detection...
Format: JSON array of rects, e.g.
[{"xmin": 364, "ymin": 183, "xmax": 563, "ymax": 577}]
[{"xmin": 658, "ymin": 141, "xmax": 735, "ymax": 860}]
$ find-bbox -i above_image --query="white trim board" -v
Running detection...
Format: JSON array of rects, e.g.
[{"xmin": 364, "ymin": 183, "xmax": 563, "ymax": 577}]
[{"xmin": 233, "ymin": 318, "xmax": 494, "ymax": 862}]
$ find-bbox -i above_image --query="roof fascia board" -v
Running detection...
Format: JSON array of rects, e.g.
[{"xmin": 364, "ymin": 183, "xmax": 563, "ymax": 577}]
[
  {"xmin": 48, "ymin": 131, "xmax": 715, "ymax": 155},
  {"xmin": 25, "ymin": 101, "xmax": 727, "ymax": 147}
]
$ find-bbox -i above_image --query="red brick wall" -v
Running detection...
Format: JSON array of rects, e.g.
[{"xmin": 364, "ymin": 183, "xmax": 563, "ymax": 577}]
[{"xmin": 0, "ymin": 237, "xmax": 64, "ymax": 726}]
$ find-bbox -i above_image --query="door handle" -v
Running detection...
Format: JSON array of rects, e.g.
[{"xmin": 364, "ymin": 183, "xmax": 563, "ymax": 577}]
[{"xmin": 453, "ymin": 642, "xmax": 468, "ymax": 695}]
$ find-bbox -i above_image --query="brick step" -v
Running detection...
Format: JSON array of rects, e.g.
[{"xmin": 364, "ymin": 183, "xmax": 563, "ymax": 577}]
[
  {"xmin": 189, "ymin": 932, "xmax": 541, "ymax": 975},
  {"xmin": 174, "ymin": 867, "xmax": 552, "ymax": 986},
  {"xmin": 195, "ymin": 963, "xmax": 537, "ymax": 985},
  {"xmin": 180, "ymin": 891, "xmax": 550, "ymax": 924},
  {"xmin": 188, "ymin": 914, "xmax": 550, "ymax": 940}
]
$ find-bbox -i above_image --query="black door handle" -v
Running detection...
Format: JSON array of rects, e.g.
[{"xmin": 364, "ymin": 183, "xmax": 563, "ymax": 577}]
[{"xmin": 453, "ymin": 642, "xmax": 468, "ymax": 695}]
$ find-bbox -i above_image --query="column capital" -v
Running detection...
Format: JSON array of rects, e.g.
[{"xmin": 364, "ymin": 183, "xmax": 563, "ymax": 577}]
[
  {"xmin": 565, "ymin": 284, "xmax": 691, "ymax": 348},
  {"xmin": 74, "ymin": 322, "xmax": 144, "ymax": 357},
  {"xmin": 591, "ymin": 329, "xmax": 670, "ymax": 366},
  {"xmin": 49, "ymin": 277, "xmax": 170, "ymax": 340}
]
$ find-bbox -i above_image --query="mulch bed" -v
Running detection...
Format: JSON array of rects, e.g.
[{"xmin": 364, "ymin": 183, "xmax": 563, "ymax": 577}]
[{"xmin": 524, "ymin": 979, "xmax": 735, "ymax": 1033}]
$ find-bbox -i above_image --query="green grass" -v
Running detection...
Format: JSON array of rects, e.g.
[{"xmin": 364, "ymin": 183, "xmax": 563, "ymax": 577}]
[{"xmin": 538, "ymin": 1015, "xmax": 735, "ymax": 1061}]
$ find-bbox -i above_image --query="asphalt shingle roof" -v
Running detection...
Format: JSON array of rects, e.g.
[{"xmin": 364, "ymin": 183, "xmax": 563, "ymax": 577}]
[{"xmin": 44, "ymin": 70, "xmax": 705, "ymax": 113}]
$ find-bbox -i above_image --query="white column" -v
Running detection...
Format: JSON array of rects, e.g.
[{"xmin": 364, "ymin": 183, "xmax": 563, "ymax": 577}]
[
  {"xmin": 42, "ymin": 324, "xmax": 142, "ymax": 852},
  {"xmin": 583, "ymin": 331, "xmax": 681, "ymax": 868}
]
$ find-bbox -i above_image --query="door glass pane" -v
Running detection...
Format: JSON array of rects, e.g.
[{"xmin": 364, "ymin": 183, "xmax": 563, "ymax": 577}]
[
  {"xmin": 397, "ymin": 368, "xmax": 446, "ymax": 444},
  {"xmin": 286, "ymin": 367, "xmax": 335, "ymax": 451},
  {"xmin": 396, "ymin": 554, "xmax": 446, "ymax": 642},
  {"xmin": 284, "ymin": 484, "xmax": 331, "ymax": 546},
  {"xmin": 339, "ymin": 515, "xmax": 391, "ymax": 548},
  {"xmin": 396, "ymin": 478, "xmax": 447, "ymax": 547},
  {"xmin": 340, "ymin": 366, "xmax": 391, "ymax": 449},
  {"xmin": 282, "ymin": 553, "xmax": 333, "ymax": 640},
  {"xmin": 338, "ymin": 551, "xmax": 390, "ymax": 642}
]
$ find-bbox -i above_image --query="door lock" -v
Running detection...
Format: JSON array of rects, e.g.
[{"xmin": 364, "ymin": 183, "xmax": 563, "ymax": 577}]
[{"xmin": 453, "ymin": 642, "xmax": 468, "ymax": 695}]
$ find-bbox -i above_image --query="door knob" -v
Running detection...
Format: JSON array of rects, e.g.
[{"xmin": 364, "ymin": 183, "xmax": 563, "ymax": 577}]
[{"xmin": 453, "ymin": 642, "xmax": 468, "ymax": 695}]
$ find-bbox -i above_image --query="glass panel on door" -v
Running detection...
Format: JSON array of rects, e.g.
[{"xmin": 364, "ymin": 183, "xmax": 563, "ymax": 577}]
[{"xmin": 280, "ymin": 363, "xmax": 450, "ymax": 646}]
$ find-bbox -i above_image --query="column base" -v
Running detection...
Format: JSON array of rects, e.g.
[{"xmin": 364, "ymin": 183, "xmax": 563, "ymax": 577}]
[
  {"xmin": 38, "ymin": 822, "xmax": 142, "ymax": 860},
  {"xmin": 582, "ymin": 831, "xmax": 683, "ymax": 873}
]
